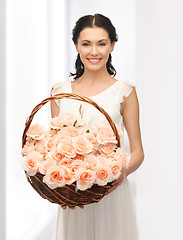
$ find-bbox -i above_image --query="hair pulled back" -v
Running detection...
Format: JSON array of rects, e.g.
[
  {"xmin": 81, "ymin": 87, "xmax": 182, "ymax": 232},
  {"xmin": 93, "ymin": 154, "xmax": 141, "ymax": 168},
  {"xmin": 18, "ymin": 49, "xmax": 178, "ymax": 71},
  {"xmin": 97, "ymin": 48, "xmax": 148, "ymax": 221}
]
[{"xmin": 70, "ymin": 13, "xmax": 118, "ymax": 79}]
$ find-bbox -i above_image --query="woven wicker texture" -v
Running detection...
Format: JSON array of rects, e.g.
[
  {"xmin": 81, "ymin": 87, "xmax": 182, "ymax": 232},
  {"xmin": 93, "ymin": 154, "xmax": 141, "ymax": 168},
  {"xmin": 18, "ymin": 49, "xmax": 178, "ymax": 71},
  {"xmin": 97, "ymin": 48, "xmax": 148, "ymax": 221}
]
[{"xmin": 22, "ymin": 93, "xmax": 120, "ymax": 207}]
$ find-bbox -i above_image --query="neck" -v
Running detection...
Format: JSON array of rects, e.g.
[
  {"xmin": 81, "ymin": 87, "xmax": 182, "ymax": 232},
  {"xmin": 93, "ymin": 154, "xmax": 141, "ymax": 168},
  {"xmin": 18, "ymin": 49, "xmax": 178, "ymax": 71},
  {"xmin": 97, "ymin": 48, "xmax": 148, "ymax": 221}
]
[{"xmin": 79, "ymin": 68, "xmax": 112, "ymax": 84}]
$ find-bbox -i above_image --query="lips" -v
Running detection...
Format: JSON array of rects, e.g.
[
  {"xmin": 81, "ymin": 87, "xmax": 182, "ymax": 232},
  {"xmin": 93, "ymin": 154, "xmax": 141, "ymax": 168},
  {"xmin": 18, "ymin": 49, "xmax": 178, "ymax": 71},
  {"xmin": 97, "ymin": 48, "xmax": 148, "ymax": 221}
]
[{"xmin": 87, "ymin": 58, "xmax": 102, "ymax": 64}]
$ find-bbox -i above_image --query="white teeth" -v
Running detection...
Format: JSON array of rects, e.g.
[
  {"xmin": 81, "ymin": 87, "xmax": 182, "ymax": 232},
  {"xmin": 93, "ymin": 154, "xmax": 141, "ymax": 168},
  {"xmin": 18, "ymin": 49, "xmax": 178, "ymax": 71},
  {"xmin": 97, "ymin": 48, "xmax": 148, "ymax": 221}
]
[{"xmin": 88, "ymin": 59, "xmax": 101, "ymax": 62}]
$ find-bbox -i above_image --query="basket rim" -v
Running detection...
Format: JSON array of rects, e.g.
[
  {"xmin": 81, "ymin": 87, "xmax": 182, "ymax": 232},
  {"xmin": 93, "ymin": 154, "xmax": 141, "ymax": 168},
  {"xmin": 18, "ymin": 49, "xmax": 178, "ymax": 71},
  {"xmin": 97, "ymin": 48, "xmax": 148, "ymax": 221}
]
[{"xmin": 22, "ymin": 92, "xmax": 120, "ymax": 148}]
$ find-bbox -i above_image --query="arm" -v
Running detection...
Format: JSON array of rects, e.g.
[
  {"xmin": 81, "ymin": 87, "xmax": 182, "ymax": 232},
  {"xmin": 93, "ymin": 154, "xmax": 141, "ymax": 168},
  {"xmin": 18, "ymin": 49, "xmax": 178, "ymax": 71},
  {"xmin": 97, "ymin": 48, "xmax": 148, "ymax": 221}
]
[
  {"xmin": 106, "ymin": 86, "xmax": 144, "ymax": 195},
  {"xmin": 121, "ymin": 86, "xmax": 145, "ymax": 177}
]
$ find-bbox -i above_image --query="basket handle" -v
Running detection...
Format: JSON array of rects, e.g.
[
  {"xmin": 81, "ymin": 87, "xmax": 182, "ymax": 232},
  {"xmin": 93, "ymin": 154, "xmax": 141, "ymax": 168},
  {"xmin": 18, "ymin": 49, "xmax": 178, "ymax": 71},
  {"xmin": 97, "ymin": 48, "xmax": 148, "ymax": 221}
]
[{"xmin": 22, "ymin": 93, "xmax": 121, "ymax": 148}]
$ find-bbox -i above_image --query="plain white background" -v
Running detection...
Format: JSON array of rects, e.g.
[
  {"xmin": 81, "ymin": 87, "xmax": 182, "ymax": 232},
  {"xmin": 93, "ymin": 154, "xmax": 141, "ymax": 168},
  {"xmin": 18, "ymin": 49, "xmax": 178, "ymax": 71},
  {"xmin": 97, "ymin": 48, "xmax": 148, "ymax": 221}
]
[{"xmin": 0, "ymin": 0, "xmax": 183, "ymax": 239}]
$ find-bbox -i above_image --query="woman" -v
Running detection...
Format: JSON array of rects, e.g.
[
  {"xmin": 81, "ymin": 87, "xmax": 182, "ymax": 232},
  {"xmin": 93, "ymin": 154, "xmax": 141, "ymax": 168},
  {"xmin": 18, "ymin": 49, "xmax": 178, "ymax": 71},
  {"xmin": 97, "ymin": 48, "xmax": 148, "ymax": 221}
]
[{"xmin": 51, "ymin": 13, "xmax": 144, "ymax": 240}]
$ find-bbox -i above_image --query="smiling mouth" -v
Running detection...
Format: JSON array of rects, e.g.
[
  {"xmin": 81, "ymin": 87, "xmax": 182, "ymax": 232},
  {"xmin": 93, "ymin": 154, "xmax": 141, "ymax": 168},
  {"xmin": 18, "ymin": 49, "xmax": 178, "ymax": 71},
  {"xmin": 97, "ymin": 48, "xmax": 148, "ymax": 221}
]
[{"xmin": 87, "ymin": 58, "xmax": 102, "ymax": 64}]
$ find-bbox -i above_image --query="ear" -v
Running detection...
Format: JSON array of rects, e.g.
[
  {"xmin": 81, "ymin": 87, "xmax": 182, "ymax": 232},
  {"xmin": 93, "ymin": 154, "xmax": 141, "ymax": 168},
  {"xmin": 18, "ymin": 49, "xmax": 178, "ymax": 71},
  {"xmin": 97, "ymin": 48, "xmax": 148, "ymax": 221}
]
[
  {"xmin": 74, "ymin": 43, "xmax": 79, "ymax": 53},
  {"xmin": 110, "ymin": 42, "xmax": 115, "ymax": 53}
]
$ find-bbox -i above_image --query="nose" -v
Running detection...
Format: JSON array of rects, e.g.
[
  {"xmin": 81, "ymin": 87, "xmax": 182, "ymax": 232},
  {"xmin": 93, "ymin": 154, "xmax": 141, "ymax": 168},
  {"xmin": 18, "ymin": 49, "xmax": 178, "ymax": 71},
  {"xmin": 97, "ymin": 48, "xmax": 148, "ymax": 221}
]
[{"xmin": 91, "ymin": 45, "xmax": 98, "ymax": 56}]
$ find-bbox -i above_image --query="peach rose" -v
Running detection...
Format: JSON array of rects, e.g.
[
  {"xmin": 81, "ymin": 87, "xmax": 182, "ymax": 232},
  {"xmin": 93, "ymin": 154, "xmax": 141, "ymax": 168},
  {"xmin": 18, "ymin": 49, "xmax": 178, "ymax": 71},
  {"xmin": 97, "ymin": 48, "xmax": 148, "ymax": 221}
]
[
  {"xmin": 21, "ymin": 142, "xmax": 35, "ymax": 156},
  {"xmin": 72, "ymin": 135, "xmax": 93, "ymax": 155},
  {"xmin": 22, "ymin": 150, "xmax": 43, "ymax": 176},
  {"xmin": 115, "ymin": 148, "xmax": 130, "ymax": 167},
  {"xmin": 59, "ymin": 158, "xmax": 74, "ymax": 167},
  {"xmin": 70, "ymin": 160, "xmax": 87, "ymax": 176},
  {"xmin": 72, "ymin": 153, "xmax": 85, "ymax": 161},
  {"xmin": 62, "ymin": 167, "xmax": 75, "ymax": 185},
  {"xmin": 85, "ymin": 155, "xmax": 99, "ymax": 171},
  {"xmin": 75, "ymin": 168, "xmax": 95, "ymax": 190},
  {"xmin": 44, "ymin": 137, "xmax": 55, "ymax": 152},
  {"xmin": 53, "ymin": 131, "xmax": 70, "ymax": 146},
  {"xmin": 43, "ymin": 166, "xmax": 66, "ymax": 189},
  {"xmin": 84, "ymin": 132, "xmax": 100, "ymax": 150},
  {"xmin": 99, "ymin": 143, "xmax": 116, "ymax": 155},
  {"xmin": 50, "ymin": 113, "xmax": 76, "ymax": 129},
  {"xmin": 64, "ymin": 126, "xmax": 81, "ymax": 137},
  {"xmin": 97, "ymin": 128, "xmax": 117, "ymax": 145},
  {"xmin": 96, "ymin": 155, "xmax": 109, "ymax": 165},
  {"xmin": 34, "ymin": 141, "xmax": 46, "ymax": 155},
  {"xmin": 39, "ymin": 159, "xmax": 54, "ymax": 175},
  {"xmin": 27, "ymin": 123, "xmax": 45, "ymax": 140},
  {"xmin": 57, "ymin": 139, "xmax": 76, "ymax": 158},
  {"xmin": 108, "ymin": 161, "xmax": 123, "ymax": 180},
  {"xmin": 48, "ymin": 149, "xmax": 63, "ymax": 162},
  {"xmin": 94, "ymin": 165, "xmax": 112, "ymax": 186}
]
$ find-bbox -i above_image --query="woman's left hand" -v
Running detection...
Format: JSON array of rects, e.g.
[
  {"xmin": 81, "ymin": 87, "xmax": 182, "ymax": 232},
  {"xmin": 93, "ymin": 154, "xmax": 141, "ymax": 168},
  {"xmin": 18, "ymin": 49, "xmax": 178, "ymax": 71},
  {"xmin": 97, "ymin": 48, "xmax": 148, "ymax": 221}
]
[{"xmin": 105, "ymin": 168, "xmax": 128, "ymax": 195}]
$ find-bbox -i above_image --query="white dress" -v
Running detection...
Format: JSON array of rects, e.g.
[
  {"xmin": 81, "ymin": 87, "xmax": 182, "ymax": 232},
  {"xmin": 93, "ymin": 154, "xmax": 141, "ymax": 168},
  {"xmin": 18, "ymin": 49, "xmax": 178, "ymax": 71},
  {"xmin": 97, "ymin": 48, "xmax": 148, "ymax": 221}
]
[{"xmin": 51, "ymin": 80, "xmax": 139, "ymax": 240}]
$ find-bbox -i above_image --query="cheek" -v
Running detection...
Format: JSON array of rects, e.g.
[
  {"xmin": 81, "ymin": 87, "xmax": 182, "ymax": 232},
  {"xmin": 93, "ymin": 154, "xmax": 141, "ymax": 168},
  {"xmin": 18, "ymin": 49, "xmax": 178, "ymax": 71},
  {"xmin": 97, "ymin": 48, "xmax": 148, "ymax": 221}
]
[
  {"xmin": 78, "ymin": 47, "xmax": 89, "ymax": 56},
  {"xmin": 99, "ymin": 47, "xmax": 111, "ymax": 57}
]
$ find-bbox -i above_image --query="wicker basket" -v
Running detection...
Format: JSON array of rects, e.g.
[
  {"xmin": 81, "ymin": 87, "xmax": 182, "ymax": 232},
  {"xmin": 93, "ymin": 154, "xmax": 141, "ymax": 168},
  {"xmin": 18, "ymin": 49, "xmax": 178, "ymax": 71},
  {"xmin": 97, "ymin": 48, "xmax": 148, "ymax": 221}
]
[{"xmin": 22, "ymin": 93, "xmax": 121, "ymax": 207}]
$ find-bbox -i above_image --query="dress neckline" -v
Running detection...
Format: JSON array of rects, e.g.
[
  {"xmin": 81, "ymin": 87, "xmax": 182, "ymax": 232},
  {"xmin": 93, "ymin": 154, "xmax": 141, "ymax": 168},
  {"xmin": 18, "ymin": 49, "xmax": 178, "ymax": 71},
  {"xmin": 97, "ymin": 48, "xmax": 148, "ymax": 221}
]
[{"xmin": 69, "ymin": 80, "xmax": 119, "ymax": 98}]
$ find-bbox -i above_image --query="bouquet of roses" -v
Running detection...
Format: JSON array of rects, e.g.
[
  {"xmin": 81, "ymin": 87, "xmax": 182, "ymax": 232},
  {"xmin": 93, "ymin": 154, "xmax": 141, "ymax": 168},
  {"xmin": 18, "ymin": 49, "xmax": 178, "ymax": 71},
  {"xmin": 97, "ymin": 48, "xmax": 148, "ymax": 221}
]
[{"xmin": 21, "ymin": 112, "xmax": 129, "ymax": 192}]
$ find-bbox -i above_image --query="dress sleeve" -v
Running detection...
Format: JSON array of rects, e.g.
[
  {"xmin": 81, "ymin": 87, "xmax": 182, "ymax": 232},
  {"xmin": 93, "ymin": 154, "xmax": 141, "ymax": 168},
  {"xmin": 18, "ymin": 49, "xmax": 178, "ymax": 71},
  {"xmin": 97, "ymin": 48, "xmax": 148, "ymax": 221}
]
[
  {"xmin": 117, "ymin": 80, "xmax": 136, "ymax": 103},
  {"xmin": 50, "ymin": 82, "xmax": 65, "ymax": 107}
]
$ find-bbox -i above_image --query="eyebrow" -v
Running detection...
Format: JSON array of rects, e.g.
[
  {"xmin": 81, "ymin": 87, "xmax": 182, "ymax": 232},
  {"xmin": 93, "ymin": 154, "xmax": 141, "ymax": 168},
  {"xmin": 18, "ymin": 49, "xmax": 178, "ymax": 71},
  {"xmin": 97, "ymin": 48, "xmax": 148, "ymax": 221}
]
[{"xmin": 81, "ymin": 39, "xmax": 107, "ymax": 43}]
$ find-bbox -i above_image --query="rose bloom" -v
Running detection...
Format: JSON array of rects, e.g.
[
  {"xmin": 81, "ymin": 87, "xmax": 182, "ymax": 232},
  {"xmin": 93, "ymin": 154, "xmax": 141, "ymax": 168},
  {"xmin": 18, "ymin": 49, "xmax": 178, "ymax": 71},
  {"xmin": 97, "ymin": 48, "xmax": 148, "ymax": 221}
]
[
  {"xmin": 57, "ymin": 139, "xmax": 76, "ymax": 158},
  {"xmin": 72, "ymin": 135, "xmax": 93, "ymax": 155},
  {"xmin": 62, "ymin": 167, "xmax": 75, "ymax": 185},
  {"xmin": 96, "ymin": 155, "xmax": 109, "ymax": 165},
  {"xmin": 108, "ymin": 161, "xmax": 123, "ymax": 180},
  {"xmin": 48, "ymin": 148, "xmax": 63, "ymax": 162},
  {"xmin": 50, "ymin": 113, "xmax": 76, "ymax": 129},
  {"xmin": 70, "ymin": 160, "xmax": 87, "ymax": 176},
  {"xmin": 84, "ymin": 132, "xmax": 100, "ymax": 150},
  {"xmin": 21, "ymin": 142, "xmax": 35, "ymax": 156},
  {"xmin": 59, "ymin": 158, "xmax": 74, "ymax": 167},
  {"xmin": 99, "ymin": 143, "xmax": 116, "ymax": 156},
  {"xmin": 85, "ymin": 155, "xmax": 99, "ymax": 170},
  {"xmin": 39, "ymin": 159, "xmax": 54, "ymax": 175},
  {"xmin": 44, "ymin": 137, "xmax": 55, "ymax": 152},
  {"xmin": 34, "ymin": 141, "xmax": 46, "ymax": 155},
  {"xmin": 49, "ymin": 128, "xmax": 58, "ymax": 136},
  {"xmin": 72, "ymin": 153, "xmax": 85, "ymax": 161},
  {"xmin": 53, "ymin": 131, "xmax": 70, "ymax": 146},
  {"xmin": 22, "ymin": 150, "xmax": 43, "ymax": 176},
  {"xmin": 97, "ymin": 128, "xmax": 117, "ymax": 145},
  {"xmin": 64, "ymin": 126, "xmax": 81, "ymax": 137},
  {"xmin": 94, "ymin": 165, "xmax": 113, "ymax": 186},
  {"xmin": 114, "ymin": 148, "xmax": 130, "ymax": 167},
  {"xmin": 75, "ymin": 168, "xmax": 95, "ymax": 190},
  {"xmin": 27, "ymin": 123, "xmax": 45, "ymax": 140},
  {"xmin": 43, "ymin": 165, "xmax": 66, "ymax": 189},
  {"xmin": 50, "ymin": 116, "xmax": 63, "ymax": 129}
]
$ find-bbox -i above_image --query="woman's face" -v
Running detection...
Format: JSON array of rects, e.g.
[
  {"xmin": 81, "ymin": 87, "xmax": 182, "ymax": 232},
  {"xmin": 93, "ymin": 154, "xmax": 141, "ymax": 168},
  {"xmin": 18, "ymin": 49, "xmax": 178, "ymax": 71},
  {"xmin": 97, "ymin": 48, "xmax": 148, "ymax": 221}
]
[{"xmin": 75, "ymin": 27, "xmax": 115, "ymax": 73}]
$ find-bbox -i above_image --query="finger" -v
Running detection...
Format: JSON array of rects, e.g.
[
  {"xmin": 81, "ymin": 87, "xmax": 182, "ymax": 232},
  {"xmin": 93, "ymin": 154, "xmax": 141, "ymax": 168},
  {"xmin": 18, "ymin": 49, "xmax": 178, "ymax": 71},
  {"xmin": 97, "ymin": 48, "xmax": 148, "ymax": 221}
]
[
  {"xmin": 61, "ymin": 206, "xmax": 67, "ymax": 209},
  {"xmin": 78, "ymin": 205, "xmax": 84, "ymax": 209},
  {"xmin": 111, "ymin": 181, "xmax": 117, "ymax": 186},
  {"xmin": 69, "ymin": 206, "xmax": 75, "ymax": 209}
]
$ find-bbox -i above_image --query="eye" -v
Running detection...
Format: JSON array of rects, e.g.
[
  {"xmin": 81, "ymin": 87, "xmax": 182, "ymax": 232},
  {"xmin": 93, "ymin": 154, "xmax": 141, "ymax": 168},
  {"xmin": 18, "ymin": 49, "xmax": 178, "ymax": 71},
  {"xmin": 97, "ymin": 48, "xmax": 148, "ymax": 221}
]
[
  {"xmin": 99, "ymin": 43, "xmax": 106, "ymax": 46},
  {"xmin": 82, "ymin": 43, "xmax": 89, "ymax": 46}
]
